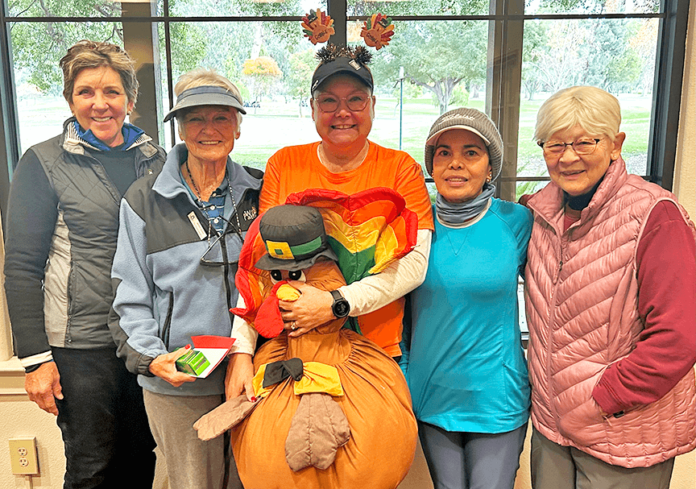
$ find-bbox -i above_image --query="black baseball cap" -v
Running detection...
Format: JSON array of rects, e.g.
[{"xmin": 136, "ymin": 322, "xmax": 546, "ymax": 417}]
[{"xmin": 311, "ymin": 56, "xmax": 374, "ymax": 95}]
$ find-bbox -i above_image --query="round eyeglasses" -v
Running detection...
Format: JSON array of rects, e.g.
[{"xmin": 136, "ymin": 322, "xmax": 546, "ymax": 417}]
[
  {"xmin": 314, "ymin": 93, "xmax": 370, "ymax": 113},
  {"xmin": 539, "ymin": 137, "xmax": 601, "ymax": 156}
]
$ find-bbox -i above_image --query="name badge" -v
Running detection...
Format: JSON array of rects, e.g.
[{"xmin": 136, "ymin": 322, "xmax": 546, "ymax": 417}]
[{"xmin": 188, "ymin": 211, "xmax": 207, "ymax": 240}]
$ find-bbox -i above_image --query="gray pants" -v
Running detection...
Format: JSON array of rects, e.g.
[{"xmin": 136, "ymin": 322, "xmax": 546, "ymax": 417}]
[
  {"xmin": 418, "ymin": 421, "xmax": 527, "ymax": 489},
  {"xmin": 143, "ymin": 390, "xmax": 242, "ymax": 489},
  {"xmin": 531, "ymin": 427, "xmax": 675, "ymax": 489}
]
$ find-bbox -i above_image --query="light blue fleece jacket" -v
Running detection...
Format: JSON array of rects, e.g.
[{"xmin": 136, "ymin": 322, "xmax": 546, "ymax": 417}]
[{"xmin": 110, "ymin": 144, "xmax": 262, "ymax": 396}]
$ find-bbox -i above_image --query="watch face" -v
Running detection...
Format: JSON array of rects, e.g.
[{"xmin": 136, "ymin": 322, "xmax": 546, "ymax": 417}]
[{"xmin": 333, "ymin": 299, "xmax": 350, "ymax": 318}]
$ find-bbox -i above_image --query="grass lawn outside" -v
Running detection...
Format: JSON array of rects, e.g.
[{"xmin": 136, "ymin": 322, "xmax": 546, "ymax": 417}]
[{"xmin": 14, "ymin": 92, "xmax": 653, "ymax": 182}]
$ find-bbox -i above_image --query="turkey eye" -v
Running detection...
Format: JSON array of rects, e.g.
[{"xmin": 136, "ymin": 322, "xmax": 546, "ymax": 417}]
[
  {"xmin": 270, "ymin": 270, "xmax": 283, "ymax": 282},
  {"xmin": 287, "ymin": 270, "xmax": 306, "ymax": 282}
]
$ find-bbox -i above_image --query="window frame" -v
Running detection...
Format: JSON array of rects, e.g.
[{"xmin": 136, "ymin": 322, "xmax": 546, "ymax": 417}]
[{"xmin": 0, "ymin": 0, "xmax": 691, "ymax": 222}]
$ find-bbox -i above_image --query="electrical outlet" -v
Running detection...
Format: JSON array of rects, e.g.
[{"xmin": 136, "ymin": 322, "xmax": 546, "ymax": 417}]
[{"xmin": 8, "ymin": 438, "xmax": 39, "ymax": 475}]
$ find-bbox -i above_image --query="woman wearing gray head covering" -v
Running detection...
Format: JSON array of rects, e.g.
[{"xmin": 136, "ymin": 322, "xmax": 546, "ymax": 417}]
[
  {"xmin": 110, "ymin": 68, "xmax": 262, "ymax": 489},
  {"xmin": 400, "ymin": 108, "xmax": 532, "ymax": 489}
]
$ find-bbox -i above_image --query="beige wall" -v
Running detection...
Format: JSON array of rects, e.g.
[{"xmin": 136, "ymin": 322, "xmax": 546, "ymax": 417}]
[
  {"xmin": 668, "ymin": 2, "xmax": 696, "ymax": 486},
  {"xmin": 1, "ymin": 4, "xmax": 695, "ymax": 486},
  {"xmin": 0, "ymin": 363, "xmax": 66, "ymax": 489},
  {"xmin": 674, "ymin": 0, "xmax": 696, "ymax": 219}
]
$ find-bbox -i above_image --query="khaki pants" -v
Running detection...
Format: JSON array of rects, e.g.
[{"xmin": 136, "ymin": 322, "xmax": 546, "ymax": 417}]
[
  {"xmin": 531, "ymin": 427, "xmax": 674, "ymax": 489},
  {"xmin": 143, "ymin": 390, "xmax": 242, "ymax": 489}
]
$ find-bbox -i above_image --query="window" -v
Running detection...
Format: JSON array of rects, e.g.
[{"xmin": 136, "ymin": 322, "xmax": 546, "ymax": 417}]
[
  {"xmin": 0, "ymin": 0, "xmax": 691, "ymax": 352},
  {"xmin": 0, "ymin": 0, "xmax": 689, "ymax": 208}
]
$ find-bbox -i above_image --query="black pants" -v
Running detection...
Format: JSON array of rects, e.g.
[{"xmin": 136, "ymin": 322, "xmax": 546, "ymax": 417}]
[{"xmin": 53, "ymin": 347, "xmax": 156, "ymax": 489}]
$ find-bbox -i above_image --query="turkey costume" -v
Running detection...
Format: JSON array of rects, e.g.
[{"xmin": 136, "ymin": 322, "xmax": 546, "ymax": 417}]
[{"xmin": 195, "ymin": 189, "xmax": 418, "ymax": 488}]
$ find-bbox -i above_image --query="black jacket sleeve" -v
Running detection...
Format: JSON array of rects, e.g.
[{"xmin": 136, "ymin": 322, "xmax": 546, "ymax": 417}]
[{"xmin": 4, "ymin": 149, "xmax": 59, "ymax": 359}]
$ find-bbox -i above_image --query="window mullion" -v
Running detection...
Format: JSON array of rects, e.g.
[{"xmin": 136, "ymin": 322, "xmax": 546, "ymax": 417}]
[
  {"xmin": 486, "ymin": 0, "xmax": 525, "ymax": 202},
  {"xmin": 327, "ymin": 0, "xmax": 347, "ymax": 46},
  {"xmin": 647, "ymin": 0, "xmax": 691, "ymax": 191},
  {"xmin": 0, "ymin": 0, "xmax": 19, "ymax": 227},
  {"xmin": 122, "ymin": 1, "xmax": 162, "ymax": 146}
]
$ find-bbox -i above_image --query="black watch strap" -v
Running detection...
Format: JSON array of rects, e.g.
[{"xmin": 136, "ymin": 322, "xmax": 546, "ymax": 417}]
[{"xmin": 330, "ymin": 290, "xmax": 350, "ymax": 318}]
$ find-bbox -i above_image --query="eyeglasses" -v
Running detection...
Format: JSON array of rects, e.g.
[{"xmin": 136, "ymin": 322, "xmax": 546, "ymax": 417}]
[
  {"xmin": 200, "ymin": 231, "xmax": 241, "ymax": 268},
  {"xmin": 314, "ymin": 93, "xmax": 370, "ymax": 113},
  {"xmin": 199, "ymin": 211, "xmax": 242, "ymax": 268},
  {"xmin": 538, "ymin": 137, "xmax": 602, "ymax": 156}
]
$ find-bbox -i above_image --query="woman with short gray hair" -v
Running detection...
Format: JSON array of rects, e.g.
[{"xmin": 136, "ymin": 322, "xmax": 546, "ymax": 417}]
[
  {"xmin": 172, "ymin": 68, "xmax": 244, "ymax": 128},
  {"xmin": 110, "ymin": 68, "xmax": 262, "ymax": 489},
  {"xmin": 524, "ymin": 85, "xmax": 696, "ymax": 489}
]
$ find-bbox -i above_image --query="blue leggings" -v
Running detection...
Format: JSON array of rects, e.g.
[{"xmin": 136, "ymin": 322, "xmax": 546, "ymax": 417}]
[{"xmin": 418, "ymin": 421, "xmax": 527, "ymax": 489}]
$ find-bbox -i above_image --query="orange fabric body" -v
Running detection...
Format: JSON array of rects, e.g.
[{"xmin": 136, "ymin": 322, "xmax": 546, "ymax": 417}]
[
  {"xmin": 230, "ymin": 260, "xmax": 417, "ymax": 488},
  {"xmin": 260, "ymin": 141, "xmax": 434, "ymax": 355}
]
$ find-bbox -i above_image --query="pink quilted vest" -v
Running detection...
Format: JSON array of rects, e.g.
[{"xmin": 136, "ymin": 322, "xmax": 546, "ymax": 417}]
[{"xmin": 524, "ymin": 158, "xmax": 696, "ymax": 468}]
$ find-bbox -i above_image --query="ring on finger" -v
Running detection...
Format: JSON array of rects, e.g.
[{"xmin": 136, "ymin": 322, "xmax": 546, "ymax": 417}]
[{"xmin": 291, "ymin": 321, "xmax": 297, "ymax": 331}]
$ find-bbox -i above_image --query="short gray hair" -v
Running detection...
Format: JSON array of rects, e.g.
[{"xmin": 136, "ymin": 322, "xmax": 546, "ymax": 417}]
[
  {"xmin": 174, "ymin": 68, "xmax": 243, "ymax": 127},
  {"xmin": 534, "ymin": 86, "xmax": 622, "ymax": 144}
]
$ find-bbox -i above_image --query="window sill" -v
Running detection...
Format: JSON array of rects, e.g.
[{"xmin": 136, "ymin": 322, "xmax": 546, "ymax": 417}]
[{"xmin": 0, "ymin": 356, "xmax": 28, "ymax": 400}]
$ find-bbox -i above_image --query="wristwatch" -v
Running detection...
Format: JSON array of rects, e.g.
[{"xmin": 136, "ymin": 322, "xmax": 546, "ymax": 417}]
[{"xmin": 330, "ymin": 290, "xmax": 350, "ymax": 318}]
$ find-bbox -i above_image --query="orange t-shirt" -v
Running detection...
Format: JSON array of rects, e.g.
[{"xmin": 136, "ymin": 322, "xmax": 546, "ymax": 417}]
[{"xmin": 260, "ymin": 141, "xmax": 434, "ymax": 355}]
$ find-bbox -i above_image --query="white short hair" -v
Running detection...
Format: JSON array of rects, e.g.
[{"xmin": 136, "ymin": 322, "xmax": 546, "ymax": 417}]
[
  {"xmin": 174, "ymin": 68, "xmax": 243, "ymax": 127},
  {"xmin": 534, "ymin": 86, "xmax": 622, "ymax": 144}
]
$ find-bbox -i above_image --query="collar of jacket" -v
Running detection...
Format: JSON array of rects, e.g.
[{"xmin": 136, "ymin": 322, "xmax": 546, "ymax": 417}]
[
  {"xmin": 60, "ymin": 116, "xmax": 156, "ymax": 157},
  {"xmin": 153, "ymin": 143, "xmax": 262, "ymax": 205},
  {"xmin": 527, "ymin": 157, "xmax": 629, "ymax": 233}
]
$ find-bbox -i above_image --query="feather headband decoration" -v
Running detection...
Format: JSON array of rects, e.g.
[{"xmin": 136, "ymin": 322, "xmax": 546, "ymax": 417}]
[
  {"xmin": 311, "ymin": 43, "xmax": 374, "ymax": 93},
  {"xmin": 315, "ymin": 45, "xmax": 373, "ymax": 67},
  {"xmin": 301, "ymin": 8, "xmax": 334, "ymax": 45},
  {"xmin": 361, "ymin": 13, "xmax": 394, "ymax": 50}
]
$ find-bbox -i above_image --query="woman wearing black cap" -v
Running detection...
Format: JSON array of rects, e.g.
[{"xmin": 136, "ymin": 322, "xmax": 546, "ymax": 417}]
[
  {"xmin": 400, "ymin": 108, "xmax": 532, "ymax": 489},
  {"xmin": 227, "ymin": 45, "xmax": 434, "ymax": 401},
  {"xmin": 109, "ymin": 68, "xmax": 262, "ymax": 489}
]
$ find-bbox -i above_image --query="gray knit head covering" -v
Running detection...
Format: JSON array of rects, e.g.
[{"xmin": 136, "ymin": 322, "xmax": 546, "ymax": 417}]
[{"xmin": 424, "ymin": 107, "xmax": 503, "ymax": 180}]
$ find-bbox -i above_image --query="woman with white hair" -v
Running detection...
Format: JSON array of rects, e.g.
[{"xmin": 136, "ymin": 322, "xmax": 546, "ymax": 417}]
[
  {"xmin": 523, "ymin": 85, "xmax": 696, "ymax": 489},
  {"xmin": 110, "ymin": 68, "xmax": 262, "ymax": 489}
]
